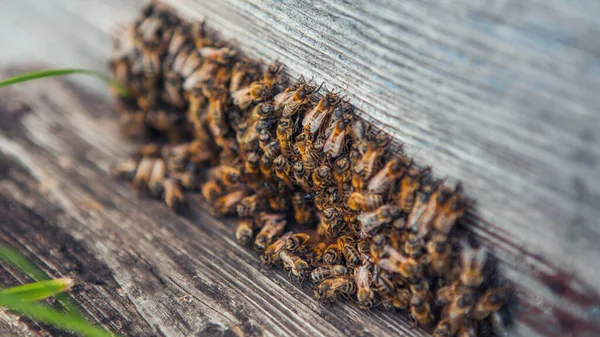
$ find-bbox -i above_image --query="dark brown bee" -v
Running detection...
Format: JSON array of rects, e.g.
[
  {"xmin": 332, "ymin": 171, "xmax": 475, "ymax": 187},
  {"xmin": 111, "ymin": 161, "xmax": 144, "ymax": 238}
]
[
  {"xmin": 337, "ymin": 236, "xmax": 361, "ymax": 267},
  {"xmin": 236, "ymin": 219, "xmax": 254, "ymax": 245},
  {"xmin": 472, "ymin": 288, "xmax": 509, "ymax": 320},
  {"xmin": 254, "ymin": 215, "xmax": 286, "ymax": 252},
  {"xmin": 310, "ymin": 264, "xmax": 348, "ymax": 283},
  {"xmin": 410, "ymin": 294, "xmax": 434, "ymax": 327},
  {"xmin": 354, "ymin": 263, "xmax": 375, "ymax": 309},
  {"xmin": 314, "ymin": 276, "xmax": 356, "ymax": 301},
  {"xmin": 291, "ymin": 192, "xmax": 312, "ymax": 225},
  {"xmin": 261, "ymin": 232, "xmax": 293, "ymax": 265},
  {"xmin": 322, "ymin": 243, "xmax": 343, "ymax": 265},
  {"xmin": 347, "ymin": 192, "xmax": 383, "ymax": 211},
  {"xmin": 285, "ymin": 233, "xmax": 311, "ymax": 252}
]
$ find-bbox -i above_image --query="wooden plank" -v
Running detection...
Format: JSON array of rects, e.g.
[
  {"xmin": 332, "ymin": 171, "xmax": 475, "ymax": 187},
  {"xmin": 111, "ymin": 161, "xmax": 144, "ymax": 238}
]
[
  {"xmin": 0, "ymin": 0, "xmax": 599, "ymax": 336},
  {"xmin": 0, "ymin": 71, "xmax": 431, "ymax": 337}
]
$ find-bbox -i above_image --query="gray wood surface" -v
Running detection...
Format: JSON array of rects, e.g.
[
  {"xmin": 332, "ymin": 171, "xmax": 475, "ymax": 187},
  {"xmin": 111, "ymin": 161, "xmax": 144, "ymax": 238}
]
[{"xmin": 0, "ymin": 0, "xmax": 599, "ymax": 336}]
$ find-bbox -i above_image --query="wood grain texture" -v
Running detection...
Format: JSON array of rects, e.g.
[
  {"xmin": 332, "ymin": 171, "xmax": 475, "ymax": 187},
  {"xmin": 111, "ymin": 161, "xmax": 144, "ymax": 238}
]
[
  {"xmin": 0, "ymin": 72, "xmax": 431, "ymax": 337},
  {"xmin": 0, "ymin": 0, "xmax": 599, "ymax": 336}
]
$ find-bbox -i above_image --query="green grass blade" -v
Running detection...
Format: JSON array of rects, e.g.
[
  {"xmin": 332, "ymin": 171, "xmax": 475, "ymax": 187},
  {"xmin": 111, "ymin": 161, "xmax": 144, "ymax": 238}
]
[
  {"xmin": 1, "ymin": 278, "xmax": 74, "ymax": 302},
  {"xmin": 0, "ymin": 244, "xmax": 85, "ymax": 319},
  {"xmin": 0, "ymin": 292, "xmax": 118, "ymax": 337},
  {"xmin": 0, "ymin": 68, "xmax": 128, "ymax": 96}
]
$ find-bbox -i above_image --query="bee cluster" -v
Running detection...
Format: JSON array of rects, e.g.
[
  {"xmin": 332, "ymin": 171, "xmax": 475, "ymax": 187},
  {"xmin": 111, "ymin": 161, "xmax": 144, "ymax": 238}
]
[{"xmin": 109, "ymin": 2, "xmax": 509, "ymax": 336}]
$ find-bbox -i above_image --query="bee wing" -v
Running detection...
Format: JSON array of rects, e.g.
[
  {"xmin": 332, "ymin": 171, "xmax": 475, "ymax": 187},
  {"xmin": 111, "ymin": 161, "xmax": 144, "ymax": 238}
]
[
  {"xmin": 302, "ymin": 105, "xmax": 319, "ymax": 127},
  {"xmin": 367, "ymin": 167, "xmax": 390, "ymax": 194},
  {"xmin": 310, "ymin": 110, "xmax": 329, "ymax": 134}
]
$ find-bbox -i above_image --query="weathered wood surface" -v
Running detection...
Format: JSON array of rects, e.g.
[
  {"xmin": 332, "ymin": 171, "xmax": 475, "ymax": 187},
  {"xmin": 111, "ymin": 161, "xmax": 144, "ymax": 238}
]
[{"xmin": 0, "ymin": 0, "xmax": 600, "ymax": 336}]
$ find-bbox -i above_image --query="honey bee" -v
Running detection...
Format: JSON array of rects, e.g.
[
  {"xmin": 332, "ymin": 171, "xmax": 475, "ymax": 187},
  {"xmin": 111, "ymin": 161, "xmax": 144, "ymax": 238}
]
[
  {"xmin": 460, "ymin": 242, "xmax": 487, "ymax": 288},
  {"xmin": 201, "ymin": 178, "xmax": 222, "ymax": 204},
  {"xmin": 263, "ymin": 61, "xmax": 284, "ymax": 87},
  {"xmin": 312, "ymin": 164, "xmax": 332, "ymax": 189},
  {"xmin": 291, "ymin": 192, "xmax": 312, "ymax": 225},
  {"xmin": 471, "ymin": 288, "xmax": 509, "ymax": 320},
  {"xmin": 436, "ymin": 288, "xmax": 476, "ymax": 336},
  {"xmin": 333, "ymin": 156, "xmax": 351, "ymax": 195},
  {"xmin": 433, "ymin": 183, "xmax": 468, "ymax": 235},
  {"xmin": 236, "ymin": 219, "xmax": 254, "ymax": 246},
  {"xmin": 426, "ymin": 233, "xmax": 452, "ymax": 276},
  {"xmin": 261, "ymin": 232, "xmax": 293, "ymax": 265},
  {"xmin": 232, "ymin": 82, "xmax": 267, "ymax": 109},
  {"xmin": 370, "ymin": 234, "xmax": 387, "ymax": 261},
  {"xmin": 131, "ymin": 157, "xmax": 155, "ymax": 191},
  {"xmin": 285, "ymin": 233, "xmax": 311, "ymax": 252},
  {"xmin": 281, "ymin": 82, "xmax": 322, "ymax": 117},
  {"xmin": 164, "ymin": 177, "xmax": 184, "ymax": 210},
  {"xmin": 229, "ymin": 58, "xmax": 251, "ymax": 93},
  {"xmin": 279, "ymin": 250, "xmax": 310, "ymax": 279},
  {"xmin": 244, "ymin": 152, "xmax": 261, "ymax": 175},
  {"xmin": 404, "ymin": 232, "xmax": 425, "ymax": 260},
  {"xmin": 320, "ymin": 207, "xmax": 342, "ymax": 239},
  {"xmin": 276, "ymin": 117, "xmax": 294, "ymax": 156},
  {"xmin": 436, "ymin": 282, "xmax": 460, "ymax": 307},
  {"xmin": 292, "ymin": 161, "xmax": 312, "ymax": 191},
  {"xmin": 405, "ymin": 180, "xmax": 437, "ymax": 234},
  {"xmin": 259, "ymin": 155, "xmax": 274, "ymax": 178},
  {"xmin": 215, "ymin": 165, "xmax": 242, "ymax": 188},
  {"xmin": 347, "ymin": 192, "xmax": 383, "ymax": 211},
  {"xmin": 237, "ymin": 194, "xmax": 264, "ymax": 218},
  {"xmin": 306, "ymin": 242, "xmax": 328, "ymax": 265},
  {"xmin": 310, "ymin": 264, "xmax": 347, "ymax": 283},
  {"xmin": 314, "ymin": 276, "xmax": 356, "ymax": 301},
  {"xmin": 409, "ymin": 294, "xmax": 434, "ymax": 327},
  {"xmin": 254, "ymin": 215, "xmax": 286, "ymax": 251},
  {"xmin": 323, "ymin": 117, "xmax": 350, "ymax": 159},
  {"xmin": 378, "ymin": 245, "xmax": 421, "ymax": 281},
  {"xmin": 357, "ymin": 204, "xmax": 401, "ymax": 236},
  {"xmin": 213, "ymin": 190, "xmax": 248, "ymax": 216},
  {"xmin": 274, "ymin": 155, "xmax": 293, "ymax": 187},
  {"xmin": 356, "ymin": 239, "xmax": 371, "ymax": 259},
  {"xmin": 337, "ymin": 236, "xmax": 361, "ymax": 267},
  {"xmin": 322, "ymin": 243, "xmax": 343, "ymax": 265},
  {"xmin": 354, "ymin": 263, "xmax": 375, "ymax": 309},
  {"xmin": 367, "ymin": 156, "xmax": 406, "ymax": 195},
  {"xmin": 373, "ymin": 271, "xmax": 410, "ymax": 310},
  {"xmin": 302, "ymin": 91, "xmax": 341, "ymax": 134},
  {"xmin": 354, "ymin": 137, "xmax": 387, "ymax": 185}
]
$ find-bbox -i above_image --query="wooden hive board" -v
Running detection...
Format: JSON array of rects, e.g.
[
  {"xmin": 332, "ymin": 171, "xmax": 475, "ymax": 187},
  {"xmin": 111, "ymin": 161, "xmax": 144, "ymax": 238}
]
[{"xmin": 0, "ymin": 0, "xmax": 599, "ymax": 336}]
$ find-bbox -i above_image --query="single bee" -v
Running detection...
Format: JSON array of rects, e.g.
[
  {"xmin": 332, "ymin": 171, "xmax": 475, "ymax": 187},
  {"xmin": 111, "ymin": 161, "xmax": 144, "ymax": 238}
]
[
  {"xmin": 358, "ymin": 204, "xmax": 402, "ymax": 236},
  {"xmin": 292, "ymin": 161, "xmax": 312, "ymax": 191},
  {"xmin": 472, "ymin": 288, "xmax": 509, "ymax": 320},
  {"xmin": 244, "ymin": 152, "xmax": 261, "ymax": 175},
  {"xmin": 347, "ymin": 192, "xmax": 383, "ymax": 211},
  {"xmin": 259, "ymin": 155, "xmax": 274, "ymax": 179},
  {"xmin": 433, "ymin": 183, "xmax": 469, "ymax": 235},
  {"xmin": 356, "ymin": 239, "xmax": 371, "ymax": 259},
  {"xmin": 310, "ymin": 264, "xmax": 348, "ymax": 283},
  {"xmin": 213, "ymin": 190, "xmax": 248, "ymax": 216},
  {"xmin": 164, "ymin": 177, "xmax": 184, "ymax": 210},
  {"xmin": 232, "ymin": 82, "xmax": 268, "ymax": 109},
  {"xmin": 263, "ymin": 61, "xmax": 284, "ymax": 87},
  {"xmin": 323, "ymin": 117, "xmax": 350, "ymax": 159},
  {"xmin": 215, "ymin": 165, "xmax": 242, "ymax": 188},
  {"xmin": 279, "ymin": 250, "xmax": 310, "ymax": 279},
  {"xmin": 436, "ymin": 287, "xmax": 476, "ymax": 336},
  {"xmin": 409, "ymin": 279, "xmax": 431, "ymax": 300},
  {"xmin": 302, "ymin": 91, "xmax": 341, "ymax": 134},
  {"xmin": 333, "ymin": 156, "xmax": 351, "ymax": 195},
  {"xmin": 409, "ymin": 294, "xmax": 434, "ymax": 327},
  {"xmin": 312, "ymin": 164, "xmax": 333, "ymax": 189},
  {"xmin": 427, "ymin": 233, "xmax": 452, "ymax": 276},
  {"xmin": 201, "ymin": 178, "xmax": 223, "ymax": 204},
  {"xmin": 436, "ymin": 282, "xmax": 460, "ymax": 307},
  {"xmin": 237, "ymin": 194, "xmax": 264, "ymax": 218},
  {"xmin": 280, "ymin": 81, "xmax": 322, "ymax": 117},
  {"xmin": 320, "ymin": 207, "xmax": 343, "ymax": 239},
  {"xmin": 295, "ymin": 125, "xmax": 318, "ymax": 172},
  {"xmin": 291, "ymin": 192, "xmax": 312, "ymax": 225},
  {"xmin": 254, "ymin": 215, "xmax": 286, "ymax": 252},
  {"xmin": 261, "ymin": 232, "xmax": 293, "ymax": 265},
  {"xmin": 405, "ymin": 180, "xmax": 437, "ymax": 234},
  {"xmin": 416, "ymin": 184, "xmax": 455, "ymax": 237},
  {"xmin": 229, "ymin": 58, "xmax": 252, "ymax": 93},
  {"xmin": 337, "ymin": 236, "xmax": 362, "ymax": 267},
  {"xmin": 378, "ymin": 245, "xmax": 421, "ymax": 281},
  {"xmin": 314, "ymin": 276, "xmax": 356, "ymax": 301},
  {"xmin": 274, "ymin": 155, "xmax": 294, "ymax": 187},
  {"xmin": 285, "ymin": 233, "xmax": 311, "ymax": 252},
  {"xmin": 322, "ymin": 242, "xmax": 343, "ymax": 265},
  {"xmin": 354, "ymin": 263, "xmax": 375, "ymax": 309},
  {"xmin": 460, "ymin": 241, "xmax": 487, "ymax": 288},
  {"xmin": 236, "ymin": 219, "xmax": 255, "ymax": 246},
  {"xmin": 307, "ymin": 242, "xmax": 328, "ymax": 265},
  {"xmin": 276, "ymin": 117, "xmax": 294, "ymax": 156},
  {"xmin": 355, "ymin": 136, "xmax": 387, "ymax": 183},
  {"xmin": 370, "ymin": 234, "xmax": 387, "ymax": 261},
  {"xmin": 367, "ymin": 156, "xmax": 406, "ymax": 195},
  {"xmin": 404, "ymin": 232, "xmax": 425, "ymax": 260}
]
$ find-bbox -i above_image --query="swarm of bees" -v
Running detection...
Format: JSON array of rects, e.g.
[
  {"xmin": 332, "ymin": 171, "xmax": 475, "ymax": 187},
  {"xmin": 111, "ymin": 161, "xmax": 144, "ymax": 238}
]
[{"xmin": 109, "ymin": 2, "xmax": 510, "ymax": 336}]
